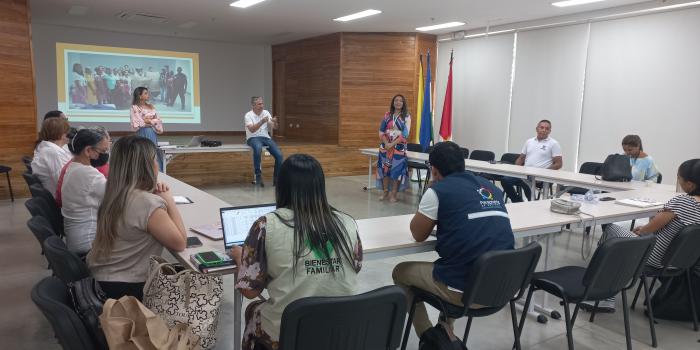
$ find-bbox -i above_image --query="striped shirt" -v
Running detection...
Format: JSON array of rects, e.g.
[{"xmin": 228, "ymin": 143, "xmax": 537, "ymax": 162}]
[{"xmin": 647, "ymin": 194, "xmax": 700, "ymax": 268}]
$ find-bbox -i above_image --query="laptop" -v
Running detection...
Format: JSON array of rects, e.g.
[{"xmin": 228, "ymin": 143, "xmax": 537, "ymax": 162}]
[
  {"xmin": 220, "ymin": 203, "xmax": 276, "ymax": 253},
  {"xmin": 185, "ymin": 135, "xmax": 204, "ymax": 147}
]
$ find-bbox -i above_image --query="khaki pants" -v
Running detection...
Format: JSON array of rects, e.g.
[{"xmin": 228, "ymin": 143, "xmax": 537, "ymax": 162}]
[{"xmin": 392, "ymin": 261, "xmax": 464, "ymax": 336}]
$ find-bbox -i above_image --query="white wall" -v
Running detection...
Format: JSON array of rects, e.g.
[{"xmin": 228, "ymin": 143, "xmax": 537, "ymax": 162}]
[
  {"xmin": 435, "ymin": 7, "xmax": 700, "ymax": 183},
  {"xmin": 32, "ymin": 23, "xmax": 273, "ymax": 132}
]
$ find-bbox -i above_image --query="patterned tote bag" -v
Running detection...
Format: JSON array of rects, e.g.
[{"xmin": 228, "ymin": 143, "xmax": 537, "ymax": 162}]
[{"xmin": 143, "ymin": 256, "xmax": 224, "ymax": 349}]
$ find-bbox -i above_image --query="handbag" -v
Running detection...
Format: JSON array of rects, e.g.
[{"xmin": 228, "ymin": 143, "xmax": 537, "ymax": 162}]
[
  {"xmin": 68, "ymin": 276, "xmax": 109, "ymax": 350},
  {"xmin": 550, "ymin": 198, "xmax": 581, "ymax": 215},
  {"xmin": 143, "ymin": 256, "xmax": 223, "ymax": 349},
  {"xmin": 600, "ymin": 154, "xmax": 632, "ymax": 182},
  {"xmin": 100, "ymin": 296, "xmax": 201, "ymax": 350}
]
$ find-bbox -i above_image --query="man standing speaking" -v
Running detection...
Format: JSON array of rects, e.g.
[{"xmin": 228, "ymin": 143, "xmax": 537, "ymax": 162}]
[{"xmin": 245, "ymin": 96, "xmax": 284, "ymax": 187}]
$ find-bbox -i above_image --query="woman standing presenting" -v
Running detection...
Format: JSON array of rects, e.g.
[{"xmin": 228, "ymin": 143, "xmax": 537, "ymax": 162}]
[
  {"xmin": 130, "ymin": 87, "xmax": 164, "ymax": 171},
  {"xmin": 377, "ymin": 94, "xmax": 411, "ymax": 202}
]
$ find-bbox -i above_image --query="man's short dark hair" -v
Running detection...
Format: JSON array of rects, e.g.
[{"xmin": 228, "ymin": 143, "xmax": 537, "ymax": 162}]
[
  {"xmin": 429, "ymin": 141, "xmax": 465, "ymax": 177},
  {"xmin": 538, "ymin": 119, "xmax": 551, "ymax": 127},
  {"xmin": 43, "ymin": 110, "xmax": 64, "ymax": 120}
]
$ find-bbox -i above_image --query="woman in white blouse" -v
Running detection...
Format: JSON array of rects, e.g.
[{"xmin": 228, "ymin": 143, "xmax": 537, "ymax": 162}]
[
  {"xmin": 31, "ymin": 117, "xmax": 72, "ymax": 197},
  {"xmin": 60, "ymin": 128, "xmax": 110, "ymax": 255}
]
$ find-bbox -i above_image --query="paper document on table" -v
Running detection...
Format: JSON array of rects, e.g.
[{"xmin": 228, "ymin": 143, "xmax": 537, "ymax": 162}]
[
  {"xmin": 190, "ymin": 223, "xmax": 223, "ymax": 240},
  {"xmin": 173, "ymin": 195, "xmax": 193, "ymax": 204},
  {"xmin": 615, "ymin": 198, "xmax": 664, "ymax": 208}
]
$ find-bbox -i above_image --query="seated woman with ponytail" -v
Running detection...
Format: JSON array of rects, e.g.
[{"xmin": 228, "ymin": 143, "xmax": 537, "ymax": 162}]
[
  {"xmin": 58, "ymin": 127, "xmax": 110, "ymax": 255},
  {"xmin": 88, "ymin": 135, "xmax": 187, "ymax": 300},
  {"xmin": 230, "ymin": 154, "xmax": 363, "ymax": 350}
]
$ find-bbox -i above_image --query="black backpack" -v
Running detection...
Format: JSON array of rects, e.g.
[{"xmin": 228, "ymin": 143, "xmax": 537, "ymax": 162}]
[
  {"xmin": 419, "ymin": 323, "xmax": 468, "ymax": 350},
  {"xmin": 68, "ymin": 276, "xmax": 109, "ymax": 350},
  {"xmin": 600, "ymin": 154, "xmax": 632, "ymax": 182}
]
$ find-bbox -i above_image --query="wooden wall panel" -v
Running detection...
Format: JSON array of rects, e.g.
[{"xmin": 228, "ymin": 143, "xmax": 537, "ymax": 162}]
[
  {"xmin": 272, "ymin": 34, "xmax": 340, "ymax": 143},
  {"xmin": 338, "ymin": 33, "xmax": 436, "ymax": 148},
  {"xmin": 167, "ymin": 143, "xmax": 368, "ymax": 187},
  {"xmin": 0, "ymin": 0, "xmax": 36, "ymax": 199}
]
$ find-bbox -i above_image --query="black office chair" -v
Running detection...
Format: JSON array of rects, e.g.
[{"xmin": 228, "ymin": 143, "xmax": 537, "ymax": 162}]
[
  {"xmin": 25, "ymin": 195, "xmax": 64, "ymax": 237},
  {"xmin": 499, "ymin": 153, "xmax": 524, "ymax": 202},
  {"xmin": 43, "ymin": 236, "xmax": 91, "ymax": 284},
  {"xmin": 566, "ymin": 162, "xmax": 604, "ymax": 195},
  {"xmin": 278, "ymin": 285, "xmax": 407, "ymax": 350},
  {"xmin": 22, "ymin": 171, "xmax": 41, "ymax": 187},
  {"xmin": 27, "ymin": 215, "xmax": 57, "ymax": 262},
  {"xmin": 31, "ymin": 276, "xmax": 97, "ymax": 350},
  {"xmin": 520, "ymin": 235, "xmax": 655, "ymax": 350},
  {"xmin": 407, "ymin": 144, "xmax": 434, "ymax": 195},
  {"xmin": 460, "ymin": 147, "xmax": 469, "ymax": 159},
  {"xmin": 628, "ymin": 224, "xmax": 700, "ymax": 347},
  {"xmin": 469, "ymin": 150, "xmax": 495, "ymax": 162},
  {"xmin": 29, "ymin": 182, "xmax": 54, "ymax": 202},
  {"xmin": 0, "ymin": 165, "xmax": 14, "ymax": 201},
  {"xmin": 401, "ymin": 243, "xmax": 542, "ymax": 350},
  {"xmin": 22, "ymin": 155, "xmax": 33, "ymax": 172}
]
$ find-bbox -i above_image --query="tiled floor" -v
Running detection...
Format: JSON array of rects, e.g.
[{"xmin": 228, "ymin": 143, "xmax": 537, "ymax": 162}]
[{"xmin": 2, "ymin": 175, "xmax": 698, "ymax": 349}]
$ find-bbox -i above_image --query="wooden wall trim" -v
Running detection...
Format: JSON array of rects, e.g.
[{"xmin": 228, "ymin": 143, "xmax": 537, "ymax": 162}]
[{"xmin": 109, "ymin": 131, "xmax": 246, "ymax": 137}]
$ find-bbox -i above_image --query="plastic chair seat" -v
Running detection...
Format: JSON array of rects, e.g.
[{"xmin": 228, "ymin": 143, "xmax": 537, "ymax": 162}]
[
  {"xmin": 0, "ymin": 165, "xmax": 10, "ymax": 173},
  {"xmin": 531, "ymin": 267, "xmax": 615, "ymax": 303},
  {"xmin": 412, "ymin": 287, "xmax": 503, "ymax": 318}
]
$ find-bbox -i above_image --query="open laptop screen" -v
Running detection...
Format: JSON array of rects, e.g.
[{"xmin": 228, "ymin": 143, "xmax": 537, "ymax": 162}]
[{"xmin": 220, "ymin": 204, "xmax": 276, "ymax": 249}]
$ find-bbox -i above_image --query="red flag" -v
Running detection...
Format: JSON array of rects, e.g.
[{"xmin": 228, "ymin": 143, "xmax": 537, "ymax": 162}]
[{"xmin": 439, "ymin": 51, "xmax": 454, "ymax": 141}]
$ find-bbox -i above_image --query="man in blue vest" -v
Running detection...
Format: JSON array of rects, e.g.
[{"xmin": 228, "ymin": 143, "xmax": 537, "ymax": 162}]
[{"xmin": 393, "ymin": 141, "xmax": 515, "ymax": 337}]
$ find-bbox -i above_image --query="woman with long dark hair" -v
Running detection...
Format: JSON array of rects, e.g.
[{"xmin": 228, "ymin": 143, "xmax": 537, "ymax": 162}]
[
  {"xmin": 377, "ymin": 94, "xmax": 411, "ymax": 202},
  {"xmin": 621, "ymin": 134, "xmax": 659, "ymax": 182},
  {"xmin": 230, "ymin": 154, "xmax": 363, "ymax": 350},
  {"xmin": 88, "ymin": 135, "xmax": 186, "ymax": 300},
  {"xmin": 130, "ymin": 86, "xmax": 164, "ymax": 171}
]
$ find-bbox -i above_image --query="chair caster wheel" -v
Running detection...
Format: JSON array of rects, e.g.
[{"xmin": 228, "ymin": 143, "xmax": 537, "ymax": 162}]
[
  {"xmin": 551, "ymin": 311, "xmax": 561, "ymax": 320},
  {"xmin": 537, "ymin": 315, "xmax": 548, "ymax": 324}
]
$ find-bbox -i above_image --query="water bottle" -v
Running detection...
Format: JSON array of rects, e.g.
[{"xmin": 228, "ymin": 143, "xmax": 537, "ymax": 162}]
[{"xmin": 584, "ymin": 190, "xmax": 595, "ymax": 202}]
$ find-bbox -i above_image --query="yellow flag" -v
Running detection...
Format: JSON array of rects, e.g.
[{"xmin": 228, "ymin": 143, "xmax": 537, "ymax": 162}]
[{"xmin": 414, "ymin": 56, "xmax": 424, "ymax": 143}]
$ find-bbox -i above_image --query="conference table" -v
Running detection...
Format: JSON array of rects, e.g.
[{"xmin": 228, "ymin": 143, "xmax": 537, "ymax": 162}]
[
  {"xmin": 161, "ymin": 171, "xmax": 679, "ymax": 350},
  {"xmin": 359, "ymin": 148, "xmax": 676, "ymax": 198}
]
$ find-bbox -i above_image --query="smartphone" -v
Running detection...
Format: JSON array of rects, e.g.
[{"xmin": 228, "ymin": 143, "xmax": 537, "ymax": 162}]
[
  {"xmin": 186, "ymin": 236, "xmax": 203, "ymax": 248},
  {"xmin": 197, "ymin": 251, "xmax": 222, "ymax": 264},
  {"xmin": 599, "ymin": 197, "xmax": 616, "ymax": 201}
]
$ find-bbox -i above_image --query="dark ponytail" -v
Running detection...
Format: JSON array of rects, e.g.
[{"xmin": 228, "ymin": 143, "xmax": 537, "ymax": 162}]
[
  {"xmin": 678, "ymin": 159, "xmax": 700, "ymax": 196},
  {"xmin": 69, "ymin": 127, "xmax": 108, "ymax": 155}
]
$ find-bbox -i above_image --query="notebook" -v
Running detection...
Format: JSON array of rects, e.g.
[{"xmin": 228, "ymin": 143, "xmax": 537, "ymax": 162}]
[
  {"xmin": 190, "ymin": 223, "xmax": 223, "ymax": 240},
  {"xmin": 221, "ymin": 204, "xmax": 276, "ymax": 253},
  {"xmin": 615, "ymin": 198, "xmax": 664, "ymax": 208}
]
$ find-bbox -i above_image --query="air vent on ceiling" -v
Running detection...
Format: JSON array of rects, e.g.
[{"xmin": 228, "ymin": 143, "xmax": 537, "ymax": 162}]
[{"xmin": 115, "ymin": 11, "xmax": 169, "ymax": 24}]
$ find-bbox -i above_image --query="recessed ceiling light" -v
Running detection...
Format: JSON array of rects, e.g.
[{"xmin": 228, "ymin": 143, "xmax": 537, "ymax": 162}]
[
  {"xmin": 416, "ymin": 22, "xmax": 465, "ymax": 32},
  {"xmin": 333, "ymin": 9, "xmax": 382, "ymax": 22},
  {"xmin": 230, "ymin": 0, "xmax": 267, "ymax": 9},
  {"xmin": 552, "ymin": 0, "xmax": 605, "ymax": 8}
]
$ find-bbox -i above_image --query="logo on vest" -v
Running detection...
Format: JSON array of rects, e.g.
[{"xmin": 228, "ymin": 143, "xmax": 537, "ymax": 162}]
[
  {"xmin": 304, "ymin": 240, "xmax": 343, "ymax": 275},
  {"xmin": 477, "ymin": 187, "xmax": 501, "ymax": 208}
]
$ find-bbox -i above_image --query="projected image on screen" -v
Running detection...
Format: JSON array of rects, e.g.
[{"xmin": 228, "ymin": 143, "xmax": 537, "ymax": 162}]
[{"xmin": 56, "ymin": 43, "xmax": 200, "ymax": 124}]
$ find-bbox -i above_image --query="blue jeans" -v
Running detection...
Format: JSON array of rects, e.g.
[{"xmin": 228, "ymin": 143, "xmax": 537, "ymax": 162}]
[
  {"xmin": 136, "ymin": 127, "xmax": 163, "ymax": 171},
  {"xmin": 246, "ymin": 137, "xmax": 283, "ymax": 181}
]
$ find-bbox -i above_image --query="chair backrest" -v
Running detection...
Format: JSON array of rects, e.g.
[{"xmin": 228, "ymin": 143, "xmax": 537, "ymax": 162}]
[
  {"xmin": 582, "ymin": 235, "xmax": 655, "ymax": 300},
  {"xmin": 579, "ymin": 162, "xmax": 603, "ymax": 176},
  {"xmin": 43, "ymin": 236, "xmax": 91, "ymax": 283},
  {"xmin": 31, "ymin": 276, "xmax": 96, "ymax": 350},
  {"xmin": 29, "ymin": 183, "xmax": 54, "ymax": 202},
  {"xmin": 22, "ymin": 171, "xmax": 41, "ymax": 186},
  {"xmin": 460, "ymin": 147, "xmax": 470, "ymax": 159},
  {"xmin": 25, "ymin": 195, "xmax": 63, "ymax": 237},
  {"xmin": 462, "ymin": 242, "xmax": 542, "ymax": 308},
  {"xmin": 22, "ymin": 155, "xmax": 33, "ymax": 172},
  {"xmin": 27, "ymin": 215, "xmax": 57, "ymax": 248},
  {"xmin": 660, "ymin": 224, "xmax": 700, "ymax": 270},
  {"xmin": 469, "ymin": 150, "xmax": 495, "ymax": 162},
  {"xmin": 500, "ymin": 153, "xmax": 520, "ymax": 164},
  {"xmin": 407, "ymin": 143, "xmax": 422, "ymax": 153},
  {"xmin": 279, "ymin": 285, "xmax": 407, "ymax": 350}
]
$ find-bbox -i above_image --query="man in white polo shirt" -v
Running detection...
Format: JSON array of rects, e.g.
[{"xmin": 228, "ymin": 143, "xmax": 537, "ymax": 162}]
[
  {"xmin": 500, "ymin": 119, "xmax": 562, "ymax": 202},
  {"xmin": 244, "ymin": 96, "xmax": 284, "ymax": 187}
]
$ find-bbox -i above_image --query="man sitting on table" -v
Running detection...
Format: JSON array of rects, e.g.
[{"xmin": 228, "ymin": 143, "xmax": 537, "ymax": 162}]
[
  {"xmin": 500, "ymin": 119, "xmax": 562, "ymax": 202},
  {"xmin": 244, "ymin": 96, "xmax": 284, "ymax": 187},
  {"xmin": 392, "ymin": 141, "xmax": 515, "ymax": 337}
]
